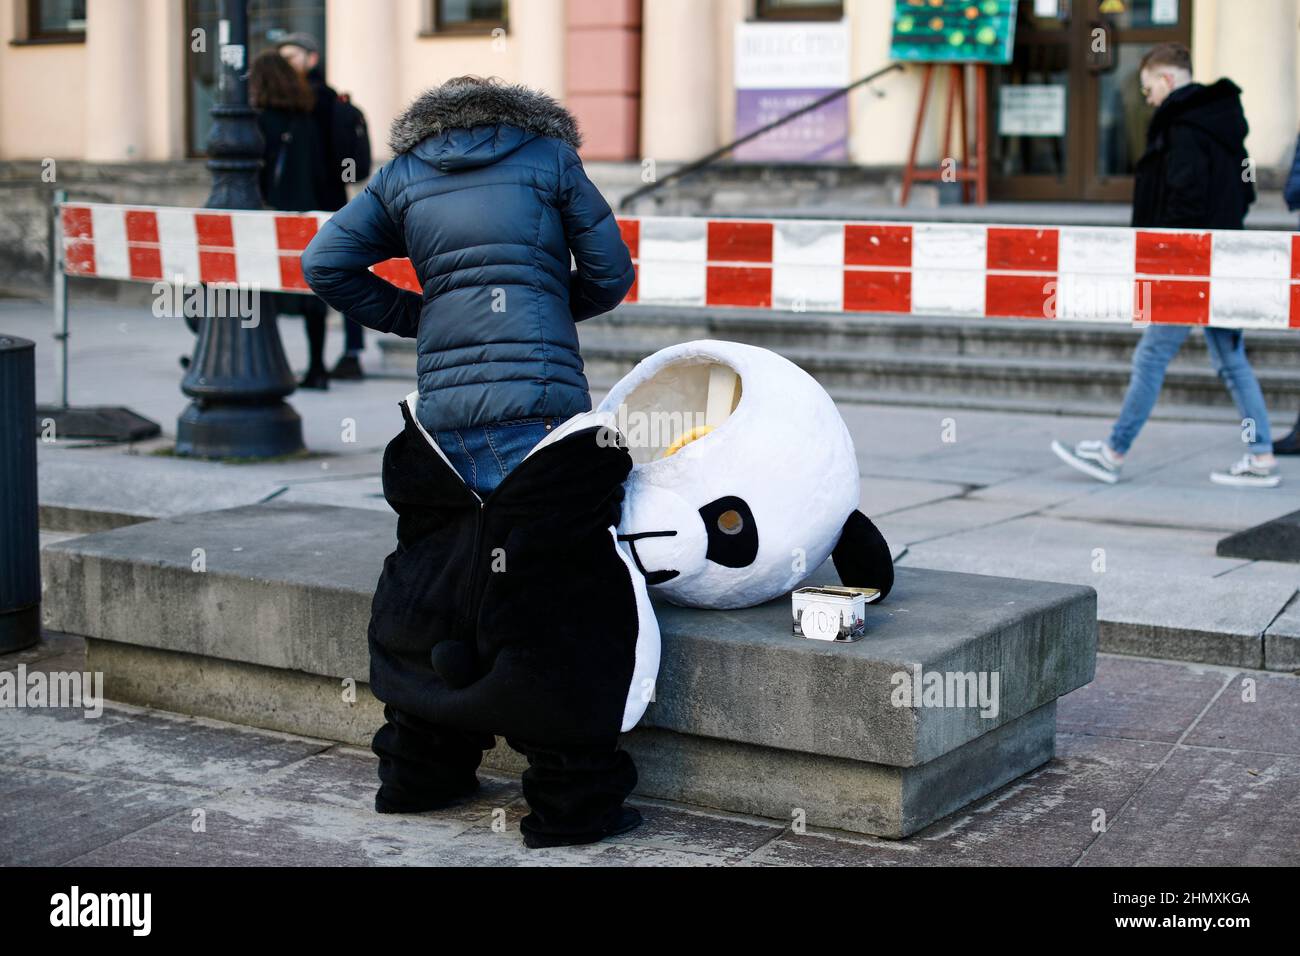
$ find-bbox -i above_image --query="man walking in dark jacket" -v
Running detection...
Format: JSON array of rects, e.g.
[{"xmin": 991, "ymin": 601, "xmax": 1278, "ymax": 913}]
[
  {"xmin": 1053, "ymin": 43, "xmax": 1280, "ymax": 487},
  {"xmin": 278, "ymin": 32, "xmax": 369, "ymax": 380}
]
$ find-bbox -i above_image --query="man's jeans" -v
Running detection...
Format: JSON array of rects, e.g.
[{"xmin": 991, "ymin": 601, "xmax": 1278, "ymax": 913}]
[
  {"xmin": 433, "ymin": 417, "xmax": 558, "ymax": 497},
  {"xmin": 1110, "ymin": 326, "xmax": 1273, "ymax": 455}
]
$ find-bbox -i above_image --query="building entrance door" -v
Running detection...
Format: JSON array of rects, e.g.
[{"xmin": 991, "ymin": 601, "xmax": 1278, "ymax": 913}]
[{"xmin": 989, "ymin": 0, "xmax": 1193, "ymax": 202}]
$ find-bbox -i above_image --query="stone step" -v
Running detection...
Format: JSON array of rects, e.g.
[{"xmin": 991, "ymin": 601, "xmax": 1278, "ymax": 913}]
[
  {"xmin": 39, "ymin": 501, "xmax": 1097, "ymax": 838},
  {"xmin": 378, "ymin": 308, "xmax": 1300, "ymax": 413},
  {"xmin": 588, "ymin": 306, "xmax": 1300, "ymax": 367}
]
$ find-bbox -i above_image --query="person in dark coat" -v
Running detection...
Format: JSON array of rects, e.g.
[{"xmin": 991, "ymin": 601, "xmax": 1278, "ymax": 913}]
[
  {"xmin": 249, "ymin": 50, "xmax": 332, "ymax": 390},
  {"xmin": 301, "ymin": 76, "xmax": 650, "ymax": 848},
  {"xmin": 1274, "ymin": 137, "xmax": 1300, "ymax": 454},
  {"xmin": 1053, "ymin": 43, "xmax": 1280, "ymax": 488},
  {"xmin": 278, "ymin": 32, "xmax": 369, "ymax": 381}
]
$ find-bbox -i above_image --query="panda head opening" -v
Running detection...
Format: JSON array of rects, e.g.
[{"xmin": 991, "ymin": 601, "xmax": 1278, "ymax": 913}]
[{"xmin": 596, "ymin": 340, "xmax": 894, "ymax": 610}]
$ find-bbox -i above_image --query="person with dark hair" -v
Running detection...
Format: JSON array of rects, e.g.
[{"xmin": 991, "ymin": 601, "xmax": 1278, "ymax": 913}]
[
  {"xmin": 278, "ymin": 32, "xmax": 372, "ymax": 381},
  {"xmin": 302, "ymin": 76, "xmax": 644, "ymax": 848},
  {"xmin": 1052, "ymin": 43, "xmax": 1280, "ymax": 487},
  {"xmin": 249, "ymin": 50, "xmax": 332, "ymax": 390}
]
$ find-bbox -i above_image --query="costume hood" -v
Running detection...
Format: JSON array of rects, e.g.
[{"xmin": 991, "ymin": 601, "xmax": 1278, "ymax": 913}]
[{"xmin": 388, "ymin": 78, "xmax": 582, "ymax": 171}]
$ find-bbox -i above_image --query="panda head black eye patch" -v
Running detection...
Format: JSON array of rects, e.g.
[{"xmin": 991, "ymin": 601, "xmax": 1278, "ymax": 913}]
[{"xmin": 698, "ymin": 496, "xmax": 758, "ymax": 568}]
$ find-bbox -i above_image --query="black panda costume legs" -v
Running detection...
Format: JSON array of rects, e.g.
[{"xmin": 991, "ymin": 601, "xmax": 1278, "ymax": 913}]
[
  {"xmin": 365, "ymin": 400, "xmax": 659, "ymax": 846},
  {"xmin": 505, "ymin": 735, "xmax": 640, "ymax": 847},
  {"xmin": 371, "ymin": 709, "xmax": 640, "ymax": 843},
  {"xmin": 372, "ymin": 704, "xmax": 489, "ymax": 813}
]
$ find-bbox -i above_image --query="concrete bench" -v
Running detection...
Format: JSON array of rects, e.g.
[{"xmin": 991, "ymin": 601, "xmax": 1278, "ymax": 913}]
[{"xmin": 41, "ymin": 501, "xmax": 1096, "ymax": 838}]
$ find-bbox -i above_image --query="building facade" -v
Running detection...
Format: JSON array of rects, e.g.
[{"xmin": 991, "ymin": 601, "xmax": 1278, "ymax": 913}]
[{"xmin": 1, "ymin": 0, "xmax": 1297, "ymax": 201}]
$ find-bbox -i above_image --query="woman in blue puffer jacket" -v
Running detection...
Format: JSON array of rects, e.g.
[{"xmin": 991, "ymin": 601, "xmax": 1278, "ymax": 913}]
[
  {"xmin": 302, "ymin": 74, "xmax": 635, "ymax": 452},
  {"xmin": 301, "ymin": 76, "xmax": 650, "ymax": 849}
]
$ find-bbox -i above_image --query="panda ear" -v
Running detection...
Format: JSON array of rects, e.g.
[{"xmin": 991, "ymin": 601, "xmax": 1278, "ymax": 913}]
[{"xmin": 831, "ymin": 509, "xmax": 894, "ymax": 602}]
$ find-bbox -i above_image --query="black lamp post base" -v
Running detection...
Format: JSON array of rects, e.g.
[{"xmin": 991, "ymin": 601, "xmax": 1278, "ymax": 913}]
[{"xmin": 175, "ymin": 401, "xmax": 304, "ymax": 460}]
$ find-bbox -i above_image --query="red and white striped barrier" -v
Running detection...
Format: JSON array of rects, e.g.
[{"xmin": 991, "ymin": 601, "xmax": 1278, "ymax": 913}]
[{"xmin": 58, "ymin": 202, "xmax": 1300, "ymax": 330}]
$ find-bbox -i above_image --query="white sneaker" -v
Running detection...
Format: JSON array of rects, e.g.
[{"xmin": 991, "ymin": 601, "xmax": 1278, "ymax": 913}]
[
  {"xmin": 1052, "ymin": 439, "xmax": 1122, "ymax": 484},
  {"xmin": 1210, "ymin": 454, "xmax": 1280, "ymax": 488}
]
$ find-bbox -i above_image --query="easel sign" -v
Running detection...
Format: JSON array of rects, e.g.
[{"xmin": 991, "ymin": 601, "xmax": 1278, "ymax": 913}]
[{"xmin": 890, "ymin": 0, "xmax": 1019, "ymax": 206}]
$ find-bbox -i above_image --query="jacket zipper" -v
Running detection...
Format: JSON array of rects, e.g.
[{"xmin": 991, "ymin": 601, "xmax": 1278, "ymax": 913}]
[{"xmin": 460, "ymin": 499, "xmax": 484, "ymax": 637}]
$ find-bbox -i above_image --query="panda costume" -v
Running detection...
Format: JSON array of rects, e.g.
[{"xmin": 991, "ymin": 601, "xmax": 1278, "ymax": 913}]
[{"xmin": 365, "ymin": 396, "xmax": 659, "ymax": 846}]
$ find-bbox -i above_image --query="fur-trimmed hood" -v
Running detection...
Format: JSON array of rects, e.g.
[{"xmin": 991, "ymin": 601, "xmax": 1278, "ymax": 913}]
[{"xmin": 388, "ymin": 79, "xmax": 583, "ymax": 156}]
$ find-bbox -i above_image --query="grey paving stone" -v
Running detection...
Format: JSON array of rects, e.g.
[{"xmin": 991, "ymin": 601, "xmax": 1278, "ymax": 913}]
[
  {"xmin": 0, "ymin": 705, "xmax": 328, "ymax": 788},
  {"xmin": 858, "ymin": 477, "xmax": 965, "ymax": 517},
  {"xmin": 244, "ymin": 746, "xmax": 526, "ymax": 824},
  {"xmin": 67, "ymin": 792, "xmax": 469, "ymax": 867},
  {"xmin": 1182, "ymin": 671, "xmax": 1300, "ymax": 756},
  {"xmin": 0, "ymin": 765, "xmax": 210, "ymax": 866},
  {"xmin": 874, "ymin": 497, "xmax": 1041, "ymax": 549},
  {"xmin": 901, "ymin": 516, "xmax": 1296, "ymax": 666},
  {"xmin": 1046, "ymin": 453, "xmax": 1300, "ymax": 533},
  {"xmin": 1079, "ymin": 747, "xmax": 1300, "ymax": 867},
  {"xmin": 0, "ymin": 631, "xmax": 85, "ymax": 672},
  {"xmin": 459, "ymin": 791, "xmax": 784, "ymax": 864},
  {"xmin": 1057, "ymin": 656, "xmax": 1232, "ymax": 743},
  {"xmin": 750, "ymin": 733, "xmax": 1168, "ymax": 867}
]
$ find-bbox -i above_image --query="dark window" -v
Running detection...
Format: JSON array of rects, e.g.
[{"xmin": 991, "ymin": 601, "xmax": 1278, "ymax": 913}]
[
  {"xmin": 27, "ymin": 0, "xmax": 86, "ymax": 40},
  {"xmin": 755, "ymin": 0, "xmax": 843, "ymax": 20},
  {"xmin": 432, "ymin": 0, "xmax": 508, "ymax": 34},
  {"xmin": 185, "ymin": 0, "xmax": 327, "ymax": 157}
]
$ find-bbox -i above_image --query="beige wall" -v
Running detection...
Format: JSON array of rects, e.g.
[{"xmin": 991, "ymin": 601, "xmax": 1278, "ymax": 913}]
[
  {"xmin": 0, "ymin": 0, "xmax": 88, "ymax": 159},
  {"xmin": 1, "ymin": 0, "xmax": 1296, "ymax": 176}
]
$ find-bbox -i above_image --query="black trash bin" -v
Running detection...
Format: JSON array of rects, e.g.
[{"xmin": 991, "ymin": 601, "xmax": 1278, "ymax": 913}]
[{"xmin": 0, "ymin": 335, "xmax": 39, "ymax": 653}]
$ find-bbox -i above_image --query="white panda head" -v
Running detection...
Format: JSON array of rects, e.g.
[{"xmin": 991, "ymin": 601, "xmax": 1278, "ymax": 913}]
[{"xmin": 596, "ymin": 340, "xmax": 893, "ymax": 610}]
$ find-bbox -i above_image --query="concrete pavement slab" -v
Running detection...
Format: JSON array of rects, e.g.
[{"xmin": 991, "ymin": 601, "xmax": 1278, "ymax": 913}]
[
  {"xmin": 1077, "ymin": 747, "xmax": 1300, "ymax": 867},
  {"xmin": 746, "ymin": 733, "xmax": 1169, "ymax": 867},
  {"xmin": 1182, "ymin": 671, "xmax": 1300, "ymax": 755},
  {"xmin": 1057, "ymin": 656, "xmax": 1233, "ymax": 744},
  {"xmin": 0, "ymin": 704, "xmax": 329, "ymax": 788},
  {"xmin": 0, "ymin": 765, "xmax": 212, "ymax": 866},
  {"xmin": 66, "ymin": 791, "xmax": 470, "ymax": 867},
  {"xmin": 858, "ymin": 476, "xmax": 966, "ymax": 516}
]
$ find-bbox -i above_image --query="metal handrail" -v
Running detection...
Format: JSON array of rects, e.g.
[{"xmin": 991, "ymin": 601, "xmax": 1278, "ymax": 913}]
[{"xmin": 618, "ymin": 62, "xmax": 903, "ymax": 212}]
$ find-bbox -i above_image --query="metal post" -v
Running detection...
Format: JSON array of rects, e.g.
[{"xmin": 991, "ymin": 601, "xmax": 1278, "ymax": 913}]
[
  {"xmin": 51, "ymin": 189, "xmax": 68, "ymax": 410},
  {"xmin": 176, "ymin": 0, "xmax": 304, "ymax": 459},
  {"xmin": 34, "ymin": 192, "xmax": 161, "ymax": 442}
]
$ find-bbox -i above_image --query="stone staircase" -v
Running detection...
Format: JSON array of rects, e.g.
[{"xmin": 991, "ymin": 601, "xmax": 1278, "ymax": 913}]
[{"xmin": 379, "ymin": 305, "xmax": 1300, "ymax": 420}]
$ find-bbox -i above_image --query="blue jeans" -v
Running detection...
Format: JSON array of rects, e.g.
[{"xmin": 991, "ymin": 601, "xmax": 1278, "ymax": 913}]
[
  {"xmin": 432, "ymin": 417, "xmax": 557, "ymax": 497},
  {"xmin": 1110, "ymin": 326, "xmax": 1273, "ymax": 455}
]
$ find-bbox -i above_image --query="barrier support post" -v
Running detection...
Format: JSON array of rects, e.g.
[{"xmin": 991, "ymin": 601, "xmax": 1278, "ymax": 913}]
[{"xmin": 34, "ymin": 192, "xmax": 161, "ymax": 443}]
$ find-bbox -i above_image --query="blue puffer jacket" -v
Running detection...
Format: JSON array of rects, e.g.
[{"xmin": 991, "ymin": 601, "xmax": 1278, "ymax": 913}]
[{"xmin": 301, "ymin": 80, "xmax": 635, "ymax": 433}]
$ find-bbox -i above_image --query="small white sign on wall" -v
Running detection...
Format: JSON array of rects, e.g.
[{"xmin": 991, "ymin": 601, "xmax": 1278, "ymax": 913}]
[
  {"xmin": 1152, "ymin": 0, "xmax": 1180, "ymax": 25},
  {"xmin": 998, "ymin": 85, "xmax": 1067, "ymax": 137}
]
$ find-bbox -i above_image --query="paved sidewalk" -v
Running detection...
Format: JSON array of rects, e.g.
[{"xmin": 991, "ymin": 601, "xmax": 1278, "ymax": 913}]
[{"xmin": 2, "ymin": 633, "xmax": 1296, "ymax": 866}]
